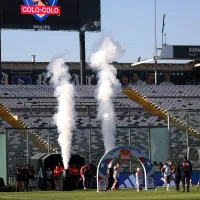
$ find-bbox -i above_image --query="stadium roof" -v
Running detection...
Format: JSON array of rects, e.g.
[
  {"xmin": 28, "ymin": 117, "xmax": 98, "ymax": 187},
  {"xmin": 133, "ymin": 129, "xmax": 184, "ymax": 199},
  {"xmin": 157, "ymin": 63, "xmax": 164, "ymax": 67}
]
[
  {"xmin": 186, "ymin": 60, "xmax": 200, "ymax": 65},
  {"xmin": 1, "ymin": 61, "xmax": 194, "ymax": 71}
]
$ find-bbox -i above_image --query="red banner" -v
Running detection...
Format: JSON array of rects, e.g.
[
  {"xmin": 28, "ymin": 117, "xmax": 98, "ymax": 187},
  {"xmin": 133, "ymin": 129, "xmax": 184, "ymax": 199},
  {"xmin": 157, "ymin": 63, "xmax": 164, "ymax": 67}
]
[
  {"xmin": 21, "ymin": 5, "xmax": 61, "ymax": 15},
  {"xmin": 120, "ymin": 149, "xmax": 131, "ymax": 162}
]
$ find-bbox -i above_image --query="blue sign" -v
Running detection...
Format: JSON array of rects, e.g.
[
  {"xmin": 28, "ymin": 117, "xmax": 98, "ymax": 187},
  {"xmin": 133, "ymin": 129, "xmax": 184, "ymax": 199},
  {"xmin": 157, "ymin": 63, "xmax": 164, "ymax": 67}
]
[
  {"xmin": 119, "ymin": 171, "xmax": 200, "ymax": 188},
  {"xmin": 12, "ymin": 75, "xmax": 32, "ymax": 85}
]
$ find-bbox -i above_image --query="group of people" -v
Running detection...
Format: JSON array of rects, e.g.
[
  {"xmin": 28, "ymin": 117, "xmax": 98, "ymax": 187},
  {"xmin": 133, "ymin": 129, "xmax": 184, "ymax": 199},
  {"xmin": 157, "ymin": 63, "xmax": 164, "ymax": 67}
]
[
  {"xmin": 160, "ymin": 156, "xmax": 192, "ymax": 192},
  {"xmin": 45, "ymin": 163, "xmax": 96, "ymax": 191},
  {"xmin": 108, "ymin": 163, "xmax": 143, "ymax": 192},
  {"xmin": 108, "ymin": 156, "xmax": 194, "ymax": 193},
  {"xmin": 121, "ymin": 72, "xmax": 174, "ymax": 88},
  {"xmin": 15, "ymin": 165, "xmax": 35, "ymax": 192},
  {"xmin": 14, "ymin": 157, "xmax": 195, "ymax": 192}
]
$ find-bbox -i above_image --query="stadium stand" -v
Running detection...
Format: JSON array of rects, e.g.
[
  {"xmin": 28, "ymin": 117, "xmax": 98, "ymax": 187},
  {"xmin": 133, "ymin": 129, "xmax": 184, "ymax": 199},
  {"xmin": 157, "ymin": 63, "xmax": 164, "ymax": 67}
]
[
  {"xmin": 130, "ymin": 85, "xmax": 200, "ymax": 132},
  {"xmin": 124, "ymin": 86, "xmax": 200, "ymax": 136},
  {"xmin": 0, "ymin": 102, "xmax": 56, "ymax": 151},
  {"xmin": 0, "ymin": 85, "xmax": 200, "ymax": 177}
]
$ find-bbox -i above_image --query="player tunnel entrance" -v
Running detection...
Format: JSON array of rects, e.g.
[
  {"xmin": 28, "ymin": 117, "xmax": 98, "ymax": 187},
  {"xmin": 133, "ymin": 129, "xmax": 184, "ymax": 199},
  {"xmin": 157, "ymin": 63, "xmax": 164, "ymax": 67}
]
[
  {"xmin": 96, "ymin": 145, "xmax": 155, "ymax": 192},
  {"xmin": 30, "ymin": 153, "xmax": 85, "ymax": 175},
  {"xmin": 107, "ymin": 155, "xmax": 144, "ymax": 189}
]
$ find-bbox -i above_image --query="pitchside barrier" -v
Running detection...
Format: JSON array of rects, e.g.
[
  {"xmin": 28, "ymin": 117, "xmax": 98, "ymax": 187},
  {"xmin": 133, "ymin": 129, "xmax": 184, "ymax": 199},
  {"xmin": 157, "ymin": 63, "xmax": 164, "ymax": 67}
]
[{"xmin": 118, "ymin": 171, "xmax": 200, "ymax": 188}]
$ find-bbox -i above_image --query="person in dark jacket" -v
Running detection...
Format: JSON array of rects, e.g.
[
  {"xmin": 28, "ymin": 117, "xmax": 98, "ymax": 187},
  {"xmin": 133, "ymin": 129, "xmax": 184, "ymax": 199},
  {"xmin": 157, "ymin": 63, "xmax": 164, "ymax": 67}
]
[
  {"xmin": 171, "ymin": 161, "xmax": 181, "ymax": 191},
  {"xmin": 24, "ymin": 166, "xmax": 30, "ymax": 191},
  {"xmin": 15, "ymin": 166, "xmax": 22, "ymax": 192},
  {"xmin": 181, "ymin": 155, "xmax": 192, "ymax": 192}
]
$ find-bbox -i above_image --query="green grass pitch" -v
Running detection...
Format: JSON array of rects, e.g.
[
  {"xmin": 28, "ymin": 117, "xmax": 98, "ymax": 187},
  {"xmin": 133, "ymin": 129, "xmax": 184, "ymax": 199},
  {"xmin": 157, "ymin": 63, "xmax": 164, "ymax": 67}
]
[{"xmin": 0, "ymin": 187, "xmax": 200, "ymax": 200}]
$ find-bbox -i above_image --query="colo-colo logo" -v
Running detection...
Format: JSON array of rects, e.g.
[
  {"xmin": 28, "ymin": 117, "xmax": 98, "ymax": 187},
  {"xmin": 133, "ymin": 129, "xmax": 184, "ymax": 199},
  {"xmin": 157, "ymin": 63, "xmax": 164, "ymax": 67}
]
[{"xmin": 21, "ymin": 0, "xmax": 60, "ymax": 22}]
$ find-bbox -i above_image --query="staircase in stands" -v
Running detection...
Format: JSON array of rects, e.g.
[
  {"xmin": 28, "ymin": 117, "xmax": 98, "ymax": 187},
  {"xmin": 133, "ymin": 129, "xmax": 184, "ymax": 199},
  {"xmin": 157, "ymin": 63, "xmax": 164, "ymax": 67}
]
[
  {"xmin": 0, "ymin": 103, "xmax": 56, "ymax": 152},
  {"xmin": 123, "ymin": 89, "xmax": 200, "ymax": 138}
]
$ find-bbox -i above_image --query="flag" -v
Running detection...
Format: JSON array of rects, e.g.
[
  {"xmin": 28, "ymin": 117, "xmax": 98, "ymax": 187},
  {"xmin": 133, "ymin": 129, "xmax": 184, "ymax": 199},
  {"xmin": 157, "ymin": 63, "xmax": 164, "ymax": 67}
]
[{"xmin": 162, "ymin": 13, "xmax": 165, "ymax": 33}]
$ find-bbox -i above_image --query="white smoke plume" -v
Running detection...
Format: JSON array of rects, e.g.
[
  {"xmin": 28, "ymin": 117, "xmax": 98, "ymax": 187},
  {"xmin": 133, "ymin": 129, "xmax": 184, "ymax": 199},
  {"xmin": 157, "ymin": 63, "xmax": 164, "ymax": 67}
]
[
  {"xmin": 89, "ymin": 37, "xmax": 123, "ymax": 152},
  {"xmin": 47, "ymin": 56, "xmax": 76, "ymax": 169}
]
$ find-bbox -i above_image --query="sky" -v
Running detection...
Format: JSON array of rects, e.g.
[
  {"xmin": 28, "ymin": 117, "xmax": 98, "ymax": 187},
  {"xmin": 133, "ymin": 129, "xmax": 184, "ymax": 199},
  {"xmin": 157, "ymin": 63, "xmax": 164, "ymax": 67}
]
[{"xmin": 1, "ymin": 0, "xmax": 200, "ymax": 63}]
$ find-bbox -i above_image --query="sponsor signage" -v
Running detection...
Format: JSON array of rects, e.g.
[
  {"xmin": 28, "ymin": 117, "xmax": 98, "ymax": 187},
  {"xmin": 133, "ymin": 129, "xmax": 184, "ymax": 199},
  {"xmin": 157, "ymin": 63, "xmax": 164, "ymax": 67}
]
[
  {"xmin": 120, "ymin": 149, "xmax": 131, "ymax": 162},
  {"xmin": 98, "ymin": 178, "xmax": 107, "ymax": 191},
  {"xmin": 97, "ymin": 145, "xmax": 155, "ymax": 192},
  {"xmin": 162, "ymin": 45, "xmax": 200, "ymax": 60},
  {"xmin": 173, "ymin": 45, "xmax": 200, "ymax": 60},
  {"xmin": 1, "ymin": 0, "xmax": 101, "ymax": 31},
  {"xmin": 20, "ymin": 5, "xmax": 61, "ymax": 16}
]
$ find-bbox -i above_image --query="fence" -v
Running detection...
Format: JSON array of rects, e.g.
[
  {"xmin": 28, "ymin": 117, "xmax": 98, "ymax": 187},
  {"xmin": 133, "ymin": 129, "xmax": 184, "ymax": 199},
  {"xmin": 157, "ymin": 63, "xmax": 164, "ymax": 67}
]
[
  {"xmin": 168, "ymin": 109, "xmax": 200, "ymax": 165},
  {"xmin": 5, "ymin": 126, "xmax": 170, "ymax": 177}
]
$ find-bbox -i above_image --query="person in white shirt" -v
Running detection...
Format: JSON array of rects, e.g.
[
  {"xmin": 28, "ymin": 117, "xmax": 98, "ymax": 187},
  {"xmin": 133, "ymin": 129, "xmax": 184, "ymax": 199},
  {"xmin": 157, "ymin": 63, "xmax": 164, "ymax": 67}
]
[
  {"xmin": 111, "ymin": 163, "xmax": 122, "ymax": 191},
  {"xmin": 136, "ymin": 168, "xmax": 143, "ymax": 192},
  {"xmin": 160, "ymin": 72, "xmax": 174, "ymax": 86},
  {"xmin": 131, "ymin": 72, "xmax": 145, "ymax": 85},
  {"xmin": 161, "ymin": 161, "xmax": 171, "ymax": 191}
]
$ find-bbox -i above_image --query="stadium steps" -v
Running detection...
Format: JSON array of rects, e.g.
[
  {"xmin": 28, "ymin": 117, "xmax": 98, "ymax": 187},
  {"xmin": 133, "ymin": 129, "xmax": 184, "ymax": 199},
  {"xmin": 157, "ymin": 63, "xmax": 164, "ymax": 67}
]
[
  {"xmin": 0, "ymin": 103, "xmax": 56, "ymax": 152},
  {"xmin": 123, "ymin": 89, "xmax": 200, "ymax": 139}
]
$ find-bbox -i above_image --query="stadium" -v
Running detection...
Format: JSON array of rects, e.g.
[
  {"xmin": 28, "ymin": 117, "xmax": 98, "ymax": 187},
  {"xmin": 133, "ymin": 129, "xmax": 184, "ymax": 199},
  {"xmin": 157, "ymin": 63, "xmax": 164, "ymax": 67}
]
[
  {"xmin": 1, "ymin": 0, "xmax": 200, "ymax": 200},
  {"xmin": 1, "ymin": 61, "xmax": 200, "ymax": 191}
]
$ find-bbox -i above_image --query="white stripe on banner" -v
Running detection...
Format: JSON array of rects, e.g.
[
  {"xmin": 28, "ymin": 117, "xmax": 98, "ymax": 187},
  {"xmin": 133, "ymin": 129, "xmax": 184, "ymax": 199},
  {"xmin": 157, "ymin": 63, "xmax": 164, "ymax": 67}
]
[
  {"xmin": 124, "ymin": 179, "xmax": 132, "ymax": 188},
  {"xmin": 119, "ymin": 184, "xmax": 125, "ymax": 188},
  {"xmin": 129, "ymin": 174, "xmax": 136, "ymax": 187}
]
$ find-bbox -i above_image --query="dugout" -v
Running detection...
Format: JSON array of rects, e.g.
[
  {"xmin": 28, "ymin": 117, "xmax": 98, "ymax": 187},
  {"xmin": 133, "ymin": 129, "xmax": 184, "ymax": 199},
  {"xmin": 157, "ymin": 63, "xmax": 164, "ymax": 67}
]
[{"xmin": 30, "ymin": 153, "xmax": 85, "ymax": 176}]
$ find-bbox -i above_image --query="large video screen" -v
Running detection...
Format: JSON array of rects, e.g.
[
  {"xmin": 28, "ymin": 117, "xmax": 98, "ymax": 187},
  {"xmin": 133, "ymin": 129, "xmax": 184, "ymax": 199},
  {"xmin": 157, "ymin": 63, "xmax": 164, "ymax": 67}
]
[
  {"xmin": 1, "ymin": 0, "xmax": 101, "ymax": 31},
  {"xmin": 173, "ymin": 45, "xmax": 200, "ymax": 60}
]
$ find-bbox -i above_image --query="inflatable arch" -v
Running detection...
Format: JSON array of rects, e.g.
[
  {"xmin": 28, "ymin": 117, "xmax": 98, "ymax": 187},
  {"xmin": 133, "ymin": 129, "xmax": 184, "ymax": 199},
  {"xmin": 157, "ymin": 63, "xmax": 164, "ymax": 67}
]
[{"xmin": 97, "ymin": 145, "xmax": 155, "ymax": 192}]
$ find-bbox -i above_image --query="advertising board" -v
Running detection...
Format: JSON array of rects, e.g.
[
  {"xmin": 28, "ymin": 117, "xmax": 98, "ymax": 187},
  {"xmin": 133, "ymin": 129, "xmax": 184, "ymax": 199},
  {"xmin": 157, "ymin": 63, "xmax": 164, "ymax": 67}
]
[{"xmin": 1, "ymin": 0, "xmax": 101, "ymax": 31}]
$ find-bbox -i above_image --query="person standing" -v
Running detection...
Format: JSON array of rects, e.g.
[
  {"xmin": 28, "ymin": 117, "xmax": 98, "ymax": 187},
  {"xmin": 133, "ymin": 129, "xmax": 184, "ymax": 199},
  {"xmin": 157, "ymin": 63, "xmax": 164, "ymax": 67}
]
[
  {"xmin": 15, "ymin": 166, "xmax": 22, "ymax": 192},
  {"xmin": 161, "ymin": 161, "xmax": 171, "ymax": 191},
  {"xmin": 136, "ymin": 168, "xmax": 143, "ymax": 192},
  {"xmin": 107, "ymin": 167, "xmax": 114, "ymax": 190},
  {"xmin": 24, "ymin": 166, "xmax": 30, "ymax": 191},
  {"xmin": 181, "ymin": 155, "xmax": 192, "ymax": 192},
  {"xmin": 111, "ymin": 163, "xmax": 122, "ymax": 191},
  {"xmin": 197, "ymin": 178, "xmax": 200, "ymax": 190},
  {"xmin": 171, "ymin": 161, "xmax": 181, "ymax": 192},
  {"xmin": 71, "ymin": 164, "xmax": 79, "ymax": 189},
  {"xmin": 54, "ymin": 166, "xmax": 63, "ymax": 191},
  {"xmin": 80, "ymin": 165, "xmax": 89, "ymax": 189},
  {"xmin": 46, "ymin": 168, "xmax": 53, "ymax": 190}
]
